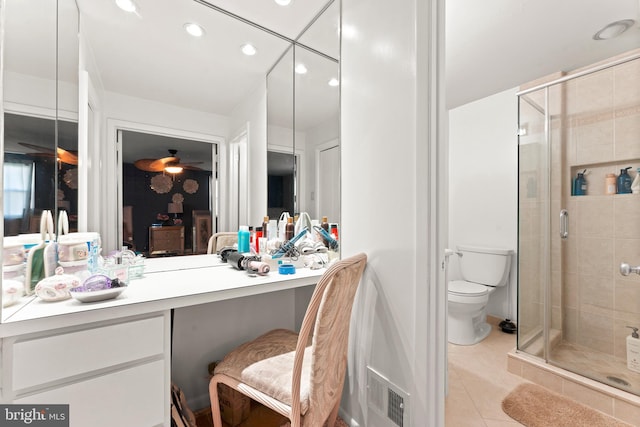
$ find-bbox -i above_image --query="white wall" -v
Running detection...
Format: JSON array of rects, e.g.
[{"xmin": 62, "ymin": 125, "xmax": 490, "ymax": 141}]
[
  {"xmin": 341, "ymin": 0, "xmax": 441, "ymax": 425},
  {"xmin": 448, "ymin": 87, "xmax": 519, "ymax": 321},
  {"xmin": 229, "ymin": 81, "xmax": 268, "ymax": 228},
  {"xmin": 4, "ymin": 71, "xmax": 77, "ymax": 119}
]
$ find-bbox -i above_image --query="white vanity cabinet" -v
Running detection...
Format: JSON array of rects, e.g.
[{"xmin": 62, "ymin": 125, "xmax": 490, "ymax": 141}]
[{"xmin": 1, "ymin": 312, "xmax": 171, "ymax": 427}]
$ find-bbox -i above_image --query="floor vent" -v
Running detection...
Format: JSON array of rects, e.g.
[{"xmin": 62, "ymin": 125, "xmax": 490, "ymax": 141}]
[
  {"xmin": 367, "ymin": 366, "xmax": 409, "ymax": 427},
  {"xmin": 387, "ymin": 387, "xmax": 404, "ymax": 426}
]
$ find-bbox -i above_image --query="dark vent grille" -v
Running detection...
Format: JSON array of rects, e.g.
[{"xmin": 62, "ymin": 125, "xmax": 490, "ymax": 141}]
[{"xmin": 387, "ymin": 388, "xmax": 404, "ymax": 427}]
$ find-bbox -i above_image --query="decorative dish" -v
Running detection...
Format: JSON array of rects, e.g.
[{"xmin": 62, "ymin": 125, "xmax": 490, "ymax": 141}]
[
  {"xmin": 70, "ymin": 286, "xmax": 126, "ymax": 303},
  {"xmin": 69, "ymin": 274, "xmax": 127, "ymax": 303}
]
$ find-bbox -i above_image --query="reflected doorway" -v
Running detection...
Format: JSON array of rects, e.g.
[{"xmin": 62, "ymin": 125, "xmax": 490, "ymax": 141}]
[
  {"xmin": 119, "ymin": 129, "xmax": 217, "ymax": 256},
  {"xmin": 267, "ymin": 150, "xmax": 296, "ymax": 219}
]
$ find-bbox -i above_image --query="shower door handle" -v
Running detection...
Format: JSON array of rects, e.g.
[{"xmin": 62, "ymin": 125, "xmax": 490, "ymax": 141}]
[{"xmin": 560, "ymin": 209, "xmax": 569, "ymax": 239}]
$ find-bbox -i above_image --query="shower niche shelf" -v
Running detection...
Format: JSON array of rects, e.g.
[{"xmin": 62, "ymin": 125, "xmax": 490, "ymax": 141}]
[{"xmin": 570, "ymin": 158, "xmax": 640, "ymax": 197}]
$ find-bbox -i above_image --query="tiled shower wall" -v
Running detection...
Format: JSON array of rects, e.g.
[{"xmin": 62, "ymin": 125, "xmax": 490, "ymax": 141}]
[{"xmin": 561, "ymin": 55, "xmax": 640, "ymax": 359}]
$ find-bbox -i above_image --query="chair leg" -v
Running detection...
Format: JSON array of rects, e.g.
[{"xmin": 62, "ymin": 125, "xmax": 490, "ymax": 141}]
[
  {"xmin": 324, "ymin": 400, "xmax": 340, "ymax": 427},
  {"xmin": 208, "ymin": 378, "xmax": 223, "ymax": 427}
]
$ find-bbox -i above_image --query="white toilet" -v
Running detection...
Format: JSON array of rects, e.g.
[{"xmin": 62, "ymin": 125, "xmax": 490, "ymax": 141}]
[{"xmin": 448, "ymin": 245, "xmax": 513, "ymax": 345}]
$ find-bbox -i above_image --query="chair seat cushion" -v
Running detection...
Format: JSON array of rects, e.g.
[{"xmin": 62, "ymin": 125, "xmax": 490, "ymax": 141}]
[{"xmin": 214, "ymin": 329, "xmax": 312, "ymax": 415}]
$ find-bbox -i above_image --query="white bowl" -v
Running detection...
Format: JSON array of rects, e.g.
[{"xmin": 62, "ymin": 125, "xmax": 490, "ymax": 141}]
[{"xmin": 70, "ymin": 286, "xmax": 126, "ymax": 303}]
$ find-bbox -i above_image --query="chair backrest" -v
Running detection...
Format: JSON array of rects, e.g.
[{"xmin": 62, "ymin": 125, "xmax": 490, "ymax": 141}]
[
  {"xmin": 206, "ymin": 232, "xmax": 238, "ymax": 254},
  {"xmin": 291, "ymin": 253, "xmax": 367, "ymax": 425}
]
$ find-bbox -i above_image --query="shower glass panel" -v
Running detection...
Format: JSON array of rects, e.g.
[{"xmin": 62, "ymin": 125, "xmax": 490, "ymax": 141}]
[
  {"xmin": 518, "ymin": 55, "xmax": 640, "ymax": 396},
  {"xmin": 517, "ymin": 87, "xmax": 551, "ymax": 358}
]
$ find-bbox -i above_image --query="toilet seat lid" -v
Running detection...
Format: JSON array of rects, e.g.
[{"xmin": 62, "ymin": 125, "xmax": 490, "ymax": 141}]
[{"xmin": 449, "ymin": 280, "xmax": 488, "ymax": 296}]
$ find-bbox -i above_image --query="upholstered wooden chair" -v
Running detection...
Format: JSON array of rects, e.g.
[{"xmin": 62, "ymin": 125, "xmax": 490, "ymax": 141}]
[
  {"xmin": 209, "ymin": 253, "xmax": 367, "ymax": 427},
  {"xmin": 206, "ymin": 232, "xmax": 238, "ymax": 254}
]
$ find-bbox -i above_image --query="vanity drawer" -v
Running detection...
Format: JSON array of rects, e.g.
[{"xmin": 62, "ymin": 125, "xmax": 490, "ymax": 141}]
[
  {"xmin": 10, "ymin": 315, "xmax": 166, "ymax": 391},
  {"xmin": 14, "ymin": 359, "xmax": 166, "ymax": 427}
]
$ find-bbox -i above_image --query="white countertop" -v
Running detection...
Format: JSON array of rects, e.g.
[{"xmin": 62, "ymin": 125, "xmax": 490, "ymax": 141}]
[{"xmin": 0, "ymin": 255, "xmax": 325, "ymax": 337}]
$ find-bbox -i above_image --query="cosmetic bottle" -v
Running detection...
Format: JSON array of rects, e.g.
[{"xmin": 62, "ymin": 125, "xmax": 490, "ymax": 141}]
[
  {"xmin": 238, "ymin": 225, "xmax": 250, "ymax": 253},
  {"xmin": 285, "ymin": 217, "xmax": 295, "ymax": 241},
  {"xmin": 321, "ymin": 216, "xmax": 330, "ymax": 247},
  {"xmin": 572, "ymin": 170, "xmax": 587, "ymax": 196},
  {"xmin": 617, "ymin": 167, "xmax": 632, "ymax": 194},
  {"xmin": 627, "ymin": 326, "xmax": 640, "ymax": 373},
  {"xmin": 631, "ymin": 168, "xmax": 640, "ymax": 195},
  {"xmin": 254, "ymin": 227, "xmax": 263, "ymax": 253},
  {"xmin": 262, "ymin": 216, "xmax": 270, "ymax": 239},
  {"xmin": 330, "ymin": 224, "xmax": 339, "ymax": 241},
  {"xmin": 606, "ymin": 173, "xmax": 617, "ymax": 195}
]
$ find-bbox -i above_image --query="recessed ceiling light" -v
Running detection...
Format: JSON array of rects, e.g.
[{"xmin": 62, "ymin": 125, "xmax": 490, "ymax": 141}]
[
  {"xmin": 184, "ymin": 23, "xmax": 205, "ymax": 37},
  {"xmin": 115, "ymin": 0, "xmax": 137, "ymax": 13},
  {"xmin": 593, "ymin": 19, "xmax": 635, "ymax": 40},
  {"xmin": 295, "ymin": 64, "xmax": 307, "ymax": 74},
  {"xmin": 274, "ymin": 0, "xmax": 292, "ymax": 6},
  {"xmin": 241, "ymin": 44, "xmax": 257, "ymax": 56},
  {"xmin": 328, "ymin": 78, "xmax": 339, "ymax": 87}
]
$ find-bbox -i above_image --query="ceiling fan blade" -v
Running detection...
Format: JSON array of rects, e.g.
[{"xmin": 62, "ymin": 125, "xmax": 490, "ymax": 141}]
[
  {"xmin": 18, "ymin": 142, "xmax": 78, "ymax": 165},
  {"xmin": 149, "ymin": 156, "xmax": 180, "ymax": 170},
  {"xmin": 57, "ymin": 147, "xmax": 78, "ymax": 165},
  {"xmin": 134, "ymin": 159, "xmax": 165, "ymax": 172},
  {"xmin": 180, "ymin": 164, "xmax": 203, "ymax": 171}
]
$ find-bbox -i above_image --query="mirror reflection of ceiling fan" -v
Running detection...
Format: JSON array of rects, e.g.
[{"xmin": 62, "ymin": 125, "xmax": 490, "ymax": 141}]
[
  {"xmin": 134, "ymin": 149, "xmax": 203, "ymax": 173},
  {"xmin": 18, "ymin": 142, "xmax": 79, "ymax": 165}
]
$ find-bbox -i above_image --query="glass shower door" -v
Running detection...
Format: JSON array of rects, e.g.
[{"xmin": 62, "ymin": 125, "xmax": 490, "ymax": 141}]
[
  {"xmin": 547, "ymin": 57, "xmax": 640, "ymax": 395},
  {"xmin": 518, "ymin": 55, "xmax": 640, "ymax": 396}
]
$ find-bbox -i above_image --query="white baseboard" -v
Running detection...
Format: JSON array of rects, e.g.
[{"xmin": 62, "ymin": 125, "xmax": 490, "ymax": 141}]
[{"xmin": 339, "ymin": 407, "xmax": 361, "ymax": 427}]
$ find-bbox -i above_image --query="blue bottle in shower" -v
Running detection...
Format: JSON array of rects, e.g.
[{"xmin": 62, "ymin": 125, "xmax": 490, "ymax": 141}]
[
  {"xmin": 617, "ymin": 167, "xmax": 632, "ymax": 194},
  {"xmin": 572, "ymin": 170, "xmax": 587, "ymax": 196}
]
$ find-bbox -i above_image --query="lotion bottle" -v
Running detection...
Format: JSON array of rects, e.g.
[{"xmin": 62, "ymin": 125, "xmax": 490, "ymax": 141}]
[
  {"xmin": 285, "ymin": 217, "xmax": 295, "ymax": 241},
  {"xmin": 606, "ymin": 173, "xmax": 617, "ymax": 195},
  {"xmin": 238, "ymin": 225, "xmax": 250, "ymax": 253},
  {"xmin": 627, "ymin": 326, "xmax": 640, "ymax": 373},
  {"xmin": 631, "ymin": 168, "xmax": 640, "ymax": 194}
]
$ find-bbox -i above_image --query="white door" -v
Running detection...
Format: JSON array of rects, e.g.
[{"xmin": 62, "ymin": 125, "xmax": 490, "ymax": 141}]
[
  {"xmin": 317, "ymin": 143, "xmax": 340, "ymax": 224},
  {"xmin": 229, "ymin": 132, "xmax": 248, "ymax": 231}
]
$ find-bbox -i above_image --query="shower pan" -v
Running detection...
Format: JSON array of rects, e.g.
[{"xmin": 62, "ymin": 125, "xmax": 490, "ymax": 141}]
[{"xmin": 517, "ymin": 51, "xmax": 640, "ymax": 396}]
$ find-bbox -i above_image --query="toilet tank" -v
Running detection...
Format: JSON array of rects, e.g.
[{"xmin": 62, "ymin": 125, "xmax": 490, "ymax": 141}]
[{"xmin": 457, "ymin": 245, "xmax": 513, "ymax": 287}]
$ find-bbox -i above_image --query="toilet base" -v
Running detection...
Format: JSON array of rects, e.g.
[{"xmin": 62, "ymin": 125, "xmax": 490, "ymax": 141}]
[{"xmin": 448, "ymin": 315, "xmax": 492, "ymax": 346}]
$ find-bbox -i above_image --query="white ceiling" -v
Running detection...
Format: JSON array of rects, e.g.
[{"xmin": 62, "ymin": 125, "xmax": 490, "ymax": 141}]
[
  {"xmin": 4, "ymin": 0, "xmax": 639, "ymax": 162},
  {"xmin": 4, "ymin": 0, "xmax": 339, "ymax": 166},
  {"xmin": 446, "ymin": 0, "xmax": 640, "ymax": 109}
]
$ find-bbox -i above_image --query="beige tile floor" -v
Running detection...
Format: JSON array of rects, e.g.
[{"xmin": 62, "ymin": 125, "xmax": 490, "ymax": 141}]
[{"xmin": 446, "ymin": 323, "xmax": 526, "ymax": 426}]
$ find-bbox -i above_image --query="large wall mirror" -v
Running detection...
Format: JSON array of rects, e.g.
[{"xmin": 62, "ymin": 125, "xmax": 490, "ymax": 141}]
[
  {"xmin": 3, "ymin": 0, "xmax": 79, "ymax": 238},
  {"xmin": 1, "ymin": 0, "xmax": 340, "ymax": 318},
  {"xmin": 267, "ymin": 0, "xmax": 340, "ymax": 224}
]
